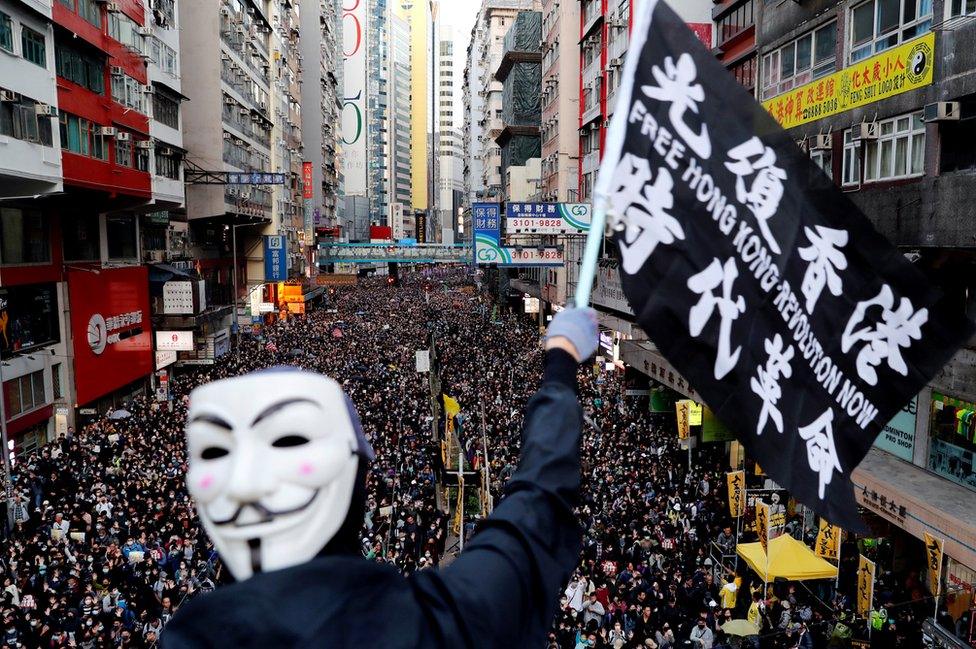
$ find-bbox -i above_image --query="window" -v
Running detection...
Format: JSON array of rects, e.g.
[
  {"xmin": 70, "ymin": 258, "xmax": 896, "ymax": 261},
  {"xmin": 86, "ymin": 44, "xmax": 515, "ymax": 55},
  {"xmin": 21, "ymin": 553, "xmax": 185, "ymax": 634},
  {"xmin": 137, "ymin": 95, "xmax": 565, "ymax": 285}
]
[
  {"xmin": 155, "ymin": 150, "xmax": 180, "ymax": 179},
  {"xmin": 717, "ymin": 0, "xmax": 756, "ymax": 45},
  {"xmin": 21, "ymin": 27, "xmax": 46, "ymax": 67},
  {"xmin": 135, "ymin": 143, "xmax": 149, "ymax": 172},
  {"xmin": 111, "ymin": 74, "xmax": 145, "ymax": 112},
  {"xmin": 842, "ymin": 130, "xmax": 861, "ymax": 185},
  {"xmin": 152, "ymin": 91, "xmax": 179, "ymax": 129},
  {"xmin": 0, "ymin": 12, "xmax": 12, "ymax": 52},
  {"xmin": 78, "ymin": 0, "xmax": 101, "ymax": 27},
  {"xmin": 106, "ymin": 214, "xmax": 137, "ymax": 259},
  {"xmin": 0, "ymin": 209, "xmax": 49, "ymax": 264},
  {"xmin": 811, "ymin": 149, "xmax": 833, "ymax": 180},
  {"xmin": 55, "ymin": 43, "xmax": 105, "ymax": 94},
  {"xmin": 0, "ymin": 99, "xmax": 53, "ymax": 146},
  {"xmin": 949, "ymin": 0, "xmax": 976, "ymax": 16},
  {"xmin": 4, "ymin": 370, "xmax": 47, "ymax": 417},
  {"xmin": 58, "ymin": 113, "xmax": 106, "ymax": 160},
  {"xmin": 115, "ymin": 137, "xmax": 132, "ymax": 167},
  {"xmin": 928, "ymin": 392, "xmax": 976, "ymax": 493},
  {"xmin": 850, "ymin": 0, "xmax": 932, "ymax": 63},
  {"xmin": 761, "ymin": 22, "xmax": 837, "ymax": 100},
  {"xmin": 729, "ymin": 55, "xmax": 757, "ymax": 92},
  {"xmin": 52, "ymin": 363, "xmax": 62, "ymax": 400},
  {"xmin": 62, "ymin": 213, "xmax": 99, "ymax": 261},
  {"xmin": 862, "ymin": 112, "xmax": 925, "ymax": 181}
]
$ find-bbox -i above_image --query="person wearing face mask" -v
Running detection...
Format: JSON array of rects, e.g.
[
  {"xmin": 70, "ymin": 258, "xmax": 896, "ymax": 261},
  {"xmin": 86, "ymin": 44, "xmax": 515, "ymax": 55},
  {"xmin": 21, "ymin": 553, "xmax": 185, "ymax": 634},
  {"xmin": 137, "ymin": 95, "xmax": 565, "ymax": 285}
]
[{"xmin": 162, "ymin": 307, "xmax": 598, "ymax": 649}]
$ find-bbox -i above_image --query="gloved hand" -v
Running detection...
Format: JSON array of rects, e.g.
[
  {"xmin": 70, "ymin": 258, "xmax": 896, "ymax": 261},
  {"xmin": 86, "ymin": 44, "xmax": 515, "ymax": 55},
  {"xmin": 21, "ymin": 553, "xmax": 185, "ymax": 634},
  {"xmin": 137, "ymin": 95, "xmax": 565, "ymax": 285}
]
[{"xmin": 545, "ymin": 307, "xmax": 598, "ymax": 362}]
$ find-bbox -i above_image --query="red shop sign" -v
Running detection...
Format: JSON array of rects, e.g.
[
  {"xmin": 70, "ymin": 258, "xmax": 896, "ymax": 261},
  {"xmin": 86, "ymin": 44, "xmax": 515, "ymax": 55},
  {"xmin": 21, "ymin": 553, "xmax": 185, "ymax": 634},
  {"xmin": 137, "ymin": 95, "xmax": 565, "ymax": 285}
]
[{"xmin": 69, "ymin": 267, "xmax": 153, "ymax": 406}]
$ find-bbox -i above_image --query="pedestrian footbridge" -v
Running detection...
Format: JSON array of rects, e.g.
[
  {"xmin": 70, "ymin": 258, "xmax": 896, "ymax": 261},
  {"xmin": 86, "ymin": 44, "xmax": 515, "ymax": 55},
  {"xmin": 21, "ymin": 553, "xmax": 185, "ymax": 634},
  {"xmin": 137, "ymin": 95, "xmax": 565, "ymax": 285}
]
[{"xmin": 318, "ymin": 243, "xmax": 473, "ymax": 264}]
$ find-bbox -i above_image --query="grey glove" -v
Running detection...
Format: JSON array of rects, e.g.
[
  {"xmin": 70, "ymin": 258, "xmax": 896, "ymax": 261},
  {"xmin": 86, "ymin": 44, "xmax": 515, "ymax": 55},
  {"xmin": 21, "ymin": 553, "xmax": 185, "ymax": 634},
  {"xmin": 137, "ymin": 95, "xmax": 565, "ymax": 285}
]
[{"xmin": 545, "ymin": 307, "xmax": 599, "ymax": 361}]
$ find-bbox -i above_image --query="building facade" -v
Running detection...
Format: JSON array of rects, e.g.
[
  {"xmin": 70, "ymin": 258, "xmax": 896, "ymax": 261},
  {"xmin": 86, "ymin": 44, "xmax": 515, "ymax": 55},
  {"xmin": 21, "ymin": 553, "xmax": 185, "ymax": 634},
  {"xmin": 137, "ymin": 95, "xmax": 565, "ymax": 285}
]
[
  {"xmin": 755, "ymin": 0, "xmax": 976, "ymax": 611},
  {"xmin": 435, "ymin": 30, "xmax": 463, "ymax": 242}
]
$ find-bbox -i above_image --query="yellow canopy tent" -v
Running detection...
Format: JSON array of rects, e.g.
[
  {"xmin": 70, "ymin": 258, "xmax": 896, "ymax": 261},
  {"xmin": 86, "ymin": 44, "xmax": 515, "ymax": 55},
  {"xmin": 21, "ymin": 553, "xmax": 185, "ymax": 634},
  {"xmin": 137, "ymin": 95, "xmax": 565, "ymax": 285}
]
[{"xmin": 736, "ymin": 534, "xmax": 838, "ymax": 581}]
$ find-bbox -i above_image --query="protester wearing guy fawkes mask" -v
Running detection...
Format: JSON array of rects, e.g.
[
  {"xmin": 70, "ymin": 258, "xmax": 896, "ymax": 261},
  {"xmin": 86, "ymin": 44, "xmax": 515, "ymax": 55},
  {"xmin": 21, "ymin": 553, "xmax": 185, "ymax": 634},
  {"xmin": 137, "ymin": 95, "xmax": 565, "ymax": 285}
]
[{"xmin": 161, "ymin": 307, "xmax": 598, "ymax": 648}]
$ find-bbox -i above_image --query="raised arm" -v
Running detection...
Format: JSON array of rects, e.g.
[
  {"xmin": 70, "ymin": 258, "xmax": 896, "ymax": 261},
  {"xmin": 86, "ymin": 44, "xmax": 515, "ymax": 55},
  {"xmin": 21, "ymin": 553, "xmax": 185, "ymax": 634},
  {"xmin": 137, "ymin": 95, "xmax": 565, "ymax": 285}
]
[{"xmin": 410, "ymin": 308, "xmax": 597, "ymax": 649}]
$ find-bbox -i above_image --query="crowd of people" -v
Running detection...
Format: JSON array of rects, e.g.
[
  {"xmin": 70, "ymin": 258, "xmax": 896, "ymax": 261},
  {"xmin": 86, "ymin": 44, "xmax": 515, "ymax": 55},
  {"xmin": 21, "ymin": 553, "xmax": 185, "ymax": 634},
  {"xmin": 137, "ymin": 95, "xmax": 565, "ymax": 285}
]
[{"xmin": 0, "ymin": 269, "xmax": 938, "ymax": 647}]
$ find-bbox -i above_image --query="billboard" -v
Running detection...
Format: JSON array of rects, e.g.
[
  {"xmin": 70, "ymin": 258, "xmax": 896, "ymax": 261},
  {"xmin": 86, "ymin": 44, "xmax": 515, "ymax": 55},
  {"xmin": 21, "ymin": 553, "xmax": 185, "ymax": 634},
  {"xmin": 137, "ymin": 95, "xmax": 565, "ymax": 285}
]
[
  {"xmin": 505, "ymin": 203, "xmax": 592, "ymax": 235},
  {"xmin": 342, "ymin": 0, "xmax": 367, "ymax": 195},
  {"xmin": 155, "ymin": 330, "xmax": 194, "ymax": 352},
  {"xmin": 0, "ymin": 283, "xmax": 60, "ymax": 358},
  {"xmin": 474, "ymin": 203, "xmax": 564, "ymax": 267},
  {"xmin": 264, "ymin": 235, "xmax": 287, "ymax": 281},
  {"xmin": 68, "ymin": 267, "xmax": 153, "ymax": 406}
]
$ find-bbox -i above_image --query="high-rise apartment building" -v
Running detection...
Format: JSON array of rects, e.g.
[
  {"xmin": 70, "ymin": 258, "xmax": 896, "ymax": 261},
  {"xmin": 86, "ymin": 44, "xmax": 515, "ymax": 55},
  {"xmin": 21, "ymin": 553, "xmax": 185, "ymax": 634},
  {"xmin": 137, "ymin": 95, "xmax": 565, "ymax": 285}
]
[
  {"xmin": 181, "ymin": 0, "xmax": 276, "ymax": 305},
  {"xmin": 435, "ymin": 30, "xmax": 462, "ymax": 241},
  {"xmin": 389, "ymin": 10, "xmax": 412, "ymax": 212},
  {"xmin": 461, "ymin": 0, "xmax": 540, "ymax": 234},
  {"xmin": 365, "ymin": 0, "xmax": 390, "ymax": 229},
  {"xmin": 300, "ymin": 0, "xmax": 343, "ymax": 234}
]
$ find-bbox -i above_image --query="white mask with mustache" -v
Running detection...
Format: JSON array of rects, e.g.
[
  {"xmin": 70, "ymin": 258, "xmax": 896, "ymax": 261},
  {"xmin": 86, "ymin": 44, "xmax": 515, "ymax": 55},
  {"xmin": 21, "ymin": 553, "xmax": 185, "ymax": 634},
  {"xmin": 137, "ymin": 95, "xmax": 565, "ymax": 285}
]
[{"xmin": 185, "ymin": 369, "xmax": 373, "ymax": 580}]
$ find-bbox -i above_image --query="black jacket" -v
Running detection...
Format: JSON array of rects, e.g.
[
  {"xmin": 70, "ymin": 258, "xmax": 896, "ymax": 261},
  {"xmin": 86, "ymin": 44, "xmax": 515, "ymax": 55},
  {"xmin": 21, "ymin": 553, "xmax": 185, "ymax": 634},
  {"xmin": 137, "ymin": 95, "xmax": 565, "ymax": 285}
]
[{"xmin": 162, "ymin": 350, "xmax": 583, "ymax": 648}]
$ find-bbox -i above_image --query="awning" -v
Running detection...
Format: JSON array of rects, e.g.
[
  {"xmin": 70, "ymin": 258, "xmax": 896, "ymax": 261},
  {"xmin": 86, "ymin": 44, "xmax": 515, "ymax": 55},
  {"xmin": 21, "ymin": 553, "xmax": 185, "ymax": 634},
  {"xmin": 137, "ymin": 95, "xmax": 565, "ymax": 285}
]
[
  {"xmin": 736, "ymin": 534, "xmax": 838, "ymax": 581},
  {"xmin": 149, "ymin": 263, "xmax": 196, "ymax": 283}
]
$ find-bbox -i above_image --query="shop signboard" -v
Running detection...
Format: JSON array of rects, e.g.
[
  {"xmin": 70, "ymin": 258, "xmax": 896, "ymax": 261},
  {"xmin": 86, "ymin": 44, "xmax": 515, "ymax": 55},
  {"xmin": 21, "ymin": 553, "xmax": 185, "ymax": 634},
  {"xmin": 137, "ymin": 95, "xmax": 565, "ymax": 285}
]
[
  {"xmin": 68, "ymin": 267, "xmax": 153, "ymax": 406},
  {"xmin": 155, "ymin": 330, "xmax": 194, "ymax": 352},
  {"xmin": 264, "ymin": 235, "xmax": 287, "ymax": 282},
  {"xmin": 505, "ymin": 203, "xmax": 592, "ymax": 235},
  {"xmin": 762, "ymin": 33, "xmax": 935, "ymax": 129},
  {"xmin": 874, "ymin": 395, "xmax": 917, "ymax": 461},
  {"xmin": 155, "ymin": 350, "xmax": 177, "ymax": 370},
  {"xmin": 474, "ymin": 203, "xmax": 564, "ymax": 267}
]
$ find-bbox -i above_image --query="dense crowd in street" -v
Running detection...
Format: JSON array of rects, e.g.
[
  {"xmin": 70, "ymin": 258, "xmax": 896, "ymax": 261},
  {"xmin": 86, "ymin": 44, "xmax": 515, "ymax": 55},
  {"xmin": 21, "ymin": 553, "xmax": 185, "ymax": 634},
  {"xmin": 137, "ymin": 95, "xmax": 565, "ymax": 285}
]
[{"xmin": 0, "ymin": 270, "xmax": 936, "ymax": 648}]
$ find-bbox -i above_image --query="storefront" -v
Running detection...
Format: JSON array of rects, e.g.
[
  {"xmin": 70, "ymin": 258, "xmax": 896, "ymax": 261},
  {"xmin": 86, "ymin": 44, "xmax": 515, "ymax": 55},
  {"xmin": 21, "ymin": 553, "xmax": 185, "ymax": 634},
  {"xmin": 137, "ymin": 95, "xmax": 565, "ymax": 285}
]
[
  {"xmin": 928, "ymin": 392, "xmax": 976, "ymax": 492},
  {"xmin": 68, "ymin": 266, "xmax": 153, "ymax": 408}
]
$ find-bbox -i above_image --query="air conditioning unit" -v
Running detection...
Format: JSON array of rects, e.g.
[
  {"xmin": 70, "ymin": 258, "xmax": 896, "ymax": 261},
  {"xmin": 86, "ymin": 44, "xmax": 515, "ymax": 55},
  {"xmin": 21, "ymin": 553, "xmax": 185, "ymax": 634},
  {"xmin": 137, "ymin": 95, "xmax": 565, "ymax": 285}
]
[
  {"xmin": 142, "ymin": 85, "xmax": 154, "ymax": 94},
  {"xmin": 223, "ymin": 96, "xmax": 235, "ymax": 105},
  {"xmin": 34, "ymin": 103, "xmax": 58, "ymax": 117},
  {"xmin": 0, "ymin": 90, "xmax": 18, "ymax": 102},
  {"xmin": 854, "ymin": 121, "xmax": 879, "ymax": 140},
  {"xmin": 147, "ymin": 250, "xmax": 165, "ymax": 262},
  {"xmin": 138, "ymin": 26, "xmax": 153, "ymax": 36},
  {"xmin": 809, "ymin": 133, "xmax": 832, "ymax": 150},
  {"xmin": 100, "ymin": 126, "xmax": 118, "ymax": 136},
  {"xmin": 259, "ymin": 100, "xmax": 267, "ymax": 109},
  {"xmin": 106, "ymin": 2, "xmax": 121, "ymax": 12},
  {"xmin": 159, "ymin": 147, "xmax": 174, "ymax": 156},
  {"xmin": 223, "ymin": 132, "xmax": 233, "ymax": 140},
  {"xmin": 111, "ymin": 66, "xmax": 125, "ymax": 77},
  {"xmin": 136, "ymin": 140, "xmax": 153, "ymax": 149},
  {"xmin": 924, "ymin": 101, "xmax": 961, "ymax": 122},
  {"xmin": 116, "ymin": 132, "xmax": 131, "ymax": 141},
  {"xmin": 610, "ymin": 57, "xmax": 623, "ymax": 68}
]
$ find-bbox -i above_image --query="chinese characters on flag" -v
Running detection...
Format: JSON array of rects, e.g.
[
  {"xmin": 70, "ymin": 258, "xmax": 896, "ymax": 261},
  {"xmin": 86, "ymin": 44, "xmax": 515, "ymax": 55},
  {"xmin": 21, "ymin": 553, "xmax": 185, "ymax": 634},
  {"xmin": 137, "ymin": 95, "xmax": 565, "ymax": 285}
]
[
  {"xmin": 924, "ymin": 532, "xmax": 944, "ymax": 597},
  {"xmin": 857, "ymin": 555, "xmax": 876, "ymax": 617},
  {"xmin": 756, "ymin": 501, "xmax": 770, "ymax": 557},
  {"xmin": 595, "ymin": 0, "xmax": 973, "ymax": 530},
  {"xmin": 814, "ymin": 518, "xmax": 841, "ymax": 560},
  {"xmin": 726, "ymin": 470, "xmax": 745, "ymax": 518}
]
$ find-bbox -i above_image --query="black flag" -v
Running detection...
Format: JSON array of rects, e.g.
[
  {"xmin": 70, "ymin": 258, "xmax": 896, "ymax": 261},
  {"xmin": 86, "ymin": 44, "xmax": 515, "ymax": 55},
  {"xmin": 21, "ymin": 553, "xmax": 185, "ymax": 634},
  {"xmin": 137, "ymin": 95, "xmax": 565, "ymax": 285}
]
[{"xmin": 596, "ymin": 0, "xmax": 973, "ymax": 530}]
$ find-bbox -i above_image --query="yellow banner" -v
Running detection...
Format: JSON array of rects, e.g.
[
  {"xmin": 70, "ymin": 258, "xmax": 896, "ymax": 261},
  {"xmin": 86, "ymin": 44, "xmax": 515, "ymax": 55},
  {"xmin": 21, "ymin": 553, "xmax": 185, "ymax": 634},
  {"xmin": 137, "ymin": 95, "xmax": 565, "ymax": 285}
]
[
  {"xmin": 676, "ymin": 400, "xmax": 691, "ymax": 440},
  {"xmin": 857, "ymin": 555, "xmax": 876, "ymax": 617},
  {"xmin": 815, "ymin": 518, "xmax": 841, "ymax": 560},
  {"xmin": 924, "ymin": 532, "xmax": 944, "ymax": 596},
  {"xmin": 756, "ymin": 502, "xmax": 770, "ymax": 557},
  {"xmin": 727, "ymin": 471, "xmax": 745, "ymax": 518},
  {"xmin": 762, "ymin": 33, "xmax": 935, "ymax": 129},
  {"xmin": 451, "ymin": 477, "xmax": 465, "ymax": 537}
]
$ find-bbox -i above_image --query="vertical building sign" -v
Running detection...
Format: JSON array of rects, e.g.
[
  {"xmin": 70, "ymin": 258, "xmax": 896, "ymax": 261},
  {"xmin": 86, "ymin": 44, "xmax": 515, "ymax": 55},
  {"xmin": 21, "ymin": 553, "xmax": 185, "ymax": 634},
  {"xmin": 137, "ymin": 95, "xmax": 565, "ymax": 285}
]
[
  {"xmin": 303, "ymin": 161, "xmax": 314, "ymax": 241},
  {"xmin": 342, "ymin": 0, "xmax": 367, "ymax": 195}
]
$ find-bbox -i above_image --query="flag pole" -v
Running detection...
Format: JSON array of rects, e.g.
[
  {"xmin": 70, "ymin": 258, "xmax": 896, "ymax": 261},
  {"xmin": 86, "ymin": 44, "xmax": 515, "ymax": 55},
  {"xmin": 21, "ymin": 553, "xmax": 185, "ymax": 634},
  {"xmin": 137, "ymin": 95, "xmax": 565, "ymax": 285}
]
[{"xmin": 574, "ymin": 200, "xmax": 608, "ymax": 307}]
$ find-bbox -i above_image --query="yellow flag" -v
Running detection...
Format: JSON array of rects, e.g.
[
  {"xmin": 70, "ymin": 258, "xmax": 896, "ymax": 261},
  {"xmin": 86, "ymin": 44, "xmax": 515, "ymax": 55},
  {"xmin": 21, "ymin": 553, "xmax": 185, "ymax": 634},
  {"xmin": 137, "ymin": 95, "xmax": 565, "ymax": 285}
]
[
  {"xmin": 857, "ymin": 555, "xmax": 876, "ymax": 617},
  {"xmin": 924, "ymin": 532, "xmax": 944, "ymax": 597},
  {"xmin": 756, "ymin": 501, "xmax": 770, "ymax": 557},
  {"xmin": 726, "ymin": 471, "xmax": 745, "ymax": 518},
  {"xmin": 443, "ymin": 394, "xmax": 460, "ymax": 418},
  {"xmin": 815, "ymin": 518, "xmax": 841, "ymax": 560}
]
